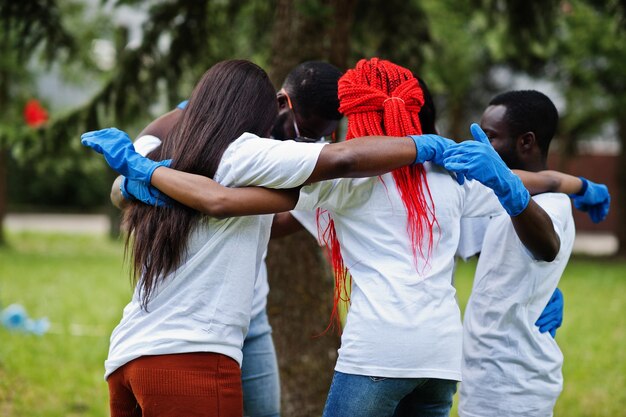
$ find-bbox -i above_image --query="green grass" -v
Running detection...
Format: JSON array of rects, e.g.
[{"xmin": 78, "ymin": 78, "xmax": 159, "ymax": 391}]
[
  {"xmin": 0, "ymin": 232, "xmax": 130, "ymax": 417},
  {"xmin": 0, "ymin": 233, "xmax": 625, "ymax": 416}
]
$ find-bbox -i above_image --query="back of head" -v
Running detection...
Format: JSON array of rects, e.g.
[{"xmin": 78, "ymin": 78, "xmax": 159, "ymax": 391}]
[
  {"xmin": 163, "ymin": 59, "xmax": 277, "ymax": 178},
  {"xmin": 489, "ymin": 90, "xmax": 558, "ymax": 156},
  {"xmin": 283, "ymin": 61, "xmax": 343, "ymax": 121},
  {"xmin": 338, "ymin": 58, "xmax": 425, "ymax": 138},
  {"xmin": 126, "ymin": 59, "xmax": 277, "ymax": 309}
]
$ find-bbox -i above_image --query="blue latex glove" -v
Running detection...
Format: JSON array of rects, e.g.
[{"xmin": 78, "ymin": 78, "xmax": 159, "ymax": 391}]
[
  {"xmin": 536, "ymin": 288, "xmax": 564, "ymax": 338},
  {"xmin": 409, "ymin": 134, "xmax": 465, "ymax": 184},
  {"xmin": 442, "ymin": 124, "xmax": 530, "ymax": 216},
  {"xmin": 569, "ymin": 177, "xmax": 610, "ymax": 223},
  {"xmin": 121, "ymin": 175, "xmax": 172, "ymax": 207},
  {"xmin": 81, "ymin": 128, "xmax": 170, "ymax": 183}
]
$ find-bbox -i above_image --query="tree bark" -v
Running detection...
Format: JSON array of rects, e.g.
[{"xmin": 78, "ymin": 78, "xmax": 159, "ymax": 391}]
[
  {"xmin": 327, "ymin": 0, "xmax": 359, "ymax": 70},
  {"xmin": 266, "ymin": 231, "xmax": 338, "ymax": 417},
  {"xmin": 267, "ymin": 2, "xmax": 358, "ymax": 414}
]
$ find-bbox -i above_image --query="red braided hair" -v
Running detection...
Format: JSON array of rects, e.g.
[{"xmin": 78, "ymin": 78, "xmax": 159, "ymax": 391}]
[{"xmin": 320, "ymin": 58, "xmax": 438, "ymax": 331}]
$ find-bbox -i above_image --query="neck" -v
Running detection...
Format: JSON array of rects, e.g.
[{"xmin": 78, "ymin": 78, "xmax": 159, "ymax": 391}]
[{"xmin": 520, "ymin": 157, "xmax": 547, "ymax": 173}]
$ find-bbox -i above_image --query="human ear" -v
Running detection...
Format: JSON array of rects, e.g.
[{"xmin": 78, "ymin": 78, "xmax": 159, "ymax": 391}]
[
  {"xmin": 276, "ymin": 91, "xmax": 289, "ymax": 111},
  {"xmin": 518, "ymin": 132, "xmax": 536, "ymax": 153}
]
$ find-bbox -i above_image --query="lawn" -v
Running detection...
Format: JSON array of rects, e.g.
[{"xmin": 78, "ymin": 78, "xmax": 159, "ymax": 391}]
[{"xmin": 0, "ymin": 232, "xmax": 625, "ymax": 416}]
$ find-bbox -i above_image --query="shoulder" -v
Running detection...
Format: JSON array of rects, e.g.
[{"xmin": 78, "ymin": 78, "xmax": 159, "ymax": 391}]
[{"xmin": 533, "ymin": 193, "xmax": 572, "ymax": 215}]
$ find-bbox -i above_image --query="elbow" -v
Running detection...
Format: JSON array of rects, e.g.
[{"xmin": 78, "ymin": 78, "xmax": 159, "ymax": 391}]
[
  {"xmin": 536, "ymin": 235, "xmax": 560, "ymax": 262},
  {"xmin": 195, "ymin": 193, "xmax": 229, "ymax": 218}
]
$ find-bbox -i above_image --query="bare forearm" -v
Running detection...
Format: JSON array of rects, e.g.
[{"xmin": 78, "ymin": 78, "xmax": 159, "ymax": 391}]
[
  {"xmin": 511, "ymin": 199, "xmax": 560, "ymax": 262},
  {"xmin": 514, "ymin": 169, "xmax": 583, "ymax": 195},
  {"xmin": 151, "ymin": 167, "xmax": 299, "ymax": 217},
  {"xmin": 306, "ymin": 136, "xmax": 415, "ymax": 184}
]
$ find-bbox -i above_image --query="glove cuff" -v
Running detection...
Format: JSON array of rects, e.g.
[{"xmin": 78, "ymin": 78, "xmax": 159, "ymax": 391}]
[
  {"xmin": 146, "ymin": 159, "xmax": 173, "ymax": 183},
  {"xmin": 409, "ymin": 135, "xmax": 440, "ymax": 165},
  {"xmin": 500, "ymin": 187, "xmax": 530, "ymax": 217},
  {"xmin": 575, "ymin": 177, "xmax": 589, "ymax": 196},
  {"xmin": 120, "ymin": 177, "xmax": 136, "ymax": 201}
]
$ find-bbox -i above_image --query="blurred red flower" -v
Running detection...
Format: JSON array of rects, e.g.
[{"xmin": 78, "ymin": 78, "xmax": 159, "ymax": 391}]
[{"xmin": 24, "ymin": 99, "xmax": 49, "ymax": 128}]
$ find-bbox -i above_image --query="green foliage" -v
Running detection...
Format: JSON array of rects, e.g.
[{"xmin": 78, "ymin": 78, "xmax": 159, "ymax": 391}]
[
  {"xmin": 550, "ymin": 0, "xmax": 626, "ymax": 144},
  {"xmin": 351, "ymin": 0, "xmax": 431, "ymax": 71},
  {"xmin": 0, "ymin": 233, "xmax": 128, "ymax": 416},
  {"xmin": 469, "ymin": 0, "xmax": 560, "ymax": 70}
]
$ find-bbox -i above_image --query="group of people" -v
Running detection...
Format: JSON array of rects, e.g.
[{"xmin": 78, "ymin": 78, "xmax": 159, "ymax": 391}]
[{"xmin": 82, "ymin": 57, "xmax": 610, "ymax": 417}]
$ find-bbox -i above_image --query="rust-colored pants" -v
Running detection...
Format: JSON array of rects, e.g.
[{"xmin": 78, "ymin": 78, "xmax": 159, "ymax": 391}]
[{"xmin": 107, "ymin": 352, "xmax": 243, "ymax": 417}]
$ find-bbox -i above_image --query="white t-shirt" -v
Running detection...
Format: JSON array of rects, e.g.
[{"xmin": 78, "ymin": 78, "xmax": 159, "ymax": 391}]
[
  {"xmin": 104, "ymin": 133, "xmax": 325, "ymax": 379},
  {"xmin": 459, "ymin": 193, "xmax": 575, "ymax": 417},
  {"xmin": 295, "ymin": 163, "xmax": 502, "ymax": 379}
]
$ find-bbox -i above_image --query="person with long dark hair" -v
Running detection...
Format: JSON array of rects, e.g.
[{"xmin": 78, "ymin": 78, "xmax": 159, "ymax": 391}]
[
  {"xmin": 82, "ymin": 59, "xmax": 462, "ymax": 417},
  {"xmin": 108, "ymin": 61, "xmax": 344, "ymax": 417}
]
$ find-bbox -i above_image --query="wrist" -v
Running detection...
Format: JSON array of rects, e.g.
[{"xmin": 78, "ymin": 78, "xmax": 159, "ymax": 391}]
[
  {"xmin": 576, "ymin": 177, "xmax": 589, "ymax": 196},
  {"xmin": 409, "ymin": 135, "xmax": 428, "ymax": 164}
]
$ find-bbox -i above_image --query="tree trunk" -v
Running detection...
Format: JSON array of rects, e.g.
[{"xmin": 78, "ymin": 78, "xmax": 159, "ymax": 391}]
[
  {"xmin": 327, "ymin": 0, "xmax": 359, "ymax": 70},
  {"xmin": 447, "ymin": 95, "xmax": 467, "ymax": 142},
  {"xmin": 267, "ymin": 2, "xmax": 358, "ymax": 414},
  {"xmin": 266, "ymin": 231, "xmax": 338, "ymax": 417},
  {"xmin": 616, "ymin": 114, "xmax": 626, "ymax": 257}
]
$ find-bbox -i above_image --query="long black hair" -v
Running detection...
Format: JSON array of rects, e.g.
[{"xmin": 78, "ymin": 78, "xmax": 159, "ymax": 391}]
[{"xmin": 124, "ymin": 60, "xmax": 277, "ymax": 309}]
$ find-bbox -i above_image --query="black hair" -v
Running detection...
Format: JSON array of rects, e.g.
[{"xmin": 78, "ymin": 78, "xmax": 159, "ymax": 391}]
[
  {"xmin": 489, "ymin": 90, "xmax": 558, "ymax": 156},
  {"xmin": 283, "ymin": 61, "xmax": 343, "ymax": 121},
  {"xmin": 417, "ymin": 76, "xmax": 437, "ymax": 134}
]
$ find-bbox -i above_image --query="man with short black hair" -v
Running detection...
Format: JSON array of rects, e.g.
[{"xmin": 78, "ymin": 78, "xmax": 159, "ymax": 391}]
[{"xmin": 452, "ymin": 90, "xmax": 609, "ymax": 417}]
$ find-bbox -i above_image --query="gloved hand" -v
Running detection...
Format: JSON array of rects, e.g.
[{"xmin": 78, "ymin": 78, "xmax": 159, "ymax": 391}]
[
  {"xmin": 410, "ymin": 134, "xmax": 457, "ymax": 165},
  {"xmin": 536, "ymin": 288, "xmax": 564, "ymax": 338},
  {"xmin": 81, "ymin": 128, "xmax": 170, "ymax": 183},
  {"xmin": 121, "ymin": 175, "xmax": 172, "ymax": 207},
  {"xmin": 409, "ymin": 134, "xmax": 465, "ymax": 184},
  {"xmin": 569, "ymin": 177, "xmax": 610, "ymax": 223},
  {"xmin": 442, "ymin": 124, "xmax": 530, "ymax": 216}
]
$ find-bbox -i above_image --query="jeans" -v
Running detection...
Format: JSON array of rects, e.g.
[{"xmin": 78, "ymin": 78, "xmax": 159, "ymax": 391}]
[
  {"xmin": 241, "ymin": 311, "xmax": 280, "ymax": 417},
  {"xmin": 322, "ymin": 371, "xmax": 457, "ymax": 417}
]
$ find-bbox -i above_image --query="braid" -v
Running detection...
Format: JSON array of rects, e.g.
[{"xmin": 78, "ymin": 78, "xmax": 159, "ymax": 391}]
[{"xmin": 320, "ymin": 58, "xmax": 438, "ymax": 331}]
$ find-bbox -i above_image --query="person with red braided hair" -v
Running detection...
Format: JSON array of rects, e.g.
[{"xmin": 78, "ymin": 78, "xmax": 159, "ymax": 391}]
[{"xmin": 259, "ymin": 60, "xmax": 562, "ymax": 416}]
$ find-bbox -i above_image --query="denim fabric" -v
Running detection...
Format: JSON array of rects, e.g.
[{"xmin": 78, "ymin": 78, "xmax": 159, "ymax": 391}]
[
  {"xmin": 322, "ymin": 371, "xmax": 457, "ymax": 417},
  {"xmin": 242, "ymin": 311, "xmax": 280, "ymax": 417}
]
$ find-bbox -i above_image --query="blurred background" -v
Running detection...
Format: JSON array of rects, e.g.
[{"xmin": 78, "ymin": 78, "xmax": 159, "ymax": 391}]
[{"xmin": 0, "ymin": 0, "xmax": 624, "ymax": 416}]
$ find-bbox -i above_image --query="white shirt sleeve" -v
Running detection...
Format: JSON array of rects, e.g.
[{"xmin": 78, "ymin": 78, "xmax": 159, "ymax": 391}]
[
  {"xmin": 533, "ymin": 193, "xmax": 573, "ymax": 244},
  {"xmin": 456, "ymin": 217, "xmax": 491, "ymax": 260},
  {"xmin": 133, "ymin": 135, "xmax": 162, "ymax": 157},
  {"xmin": 215, "ymin": 133, "xmax": 327, "ymax": 188},
  {"xmin": 461, "ymin": 180, "xmax": 505, "ymax": 218}
]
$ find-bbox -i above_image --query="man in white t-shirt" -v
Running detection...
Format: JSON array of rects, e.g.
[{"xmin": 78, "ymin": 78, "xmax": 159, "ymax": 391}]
[{"xmin": 453, "ymin": 90, "xmax": 577, "ymax": 417}]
